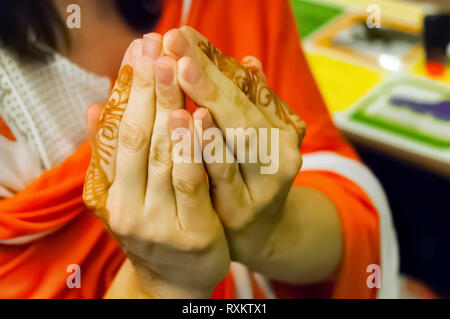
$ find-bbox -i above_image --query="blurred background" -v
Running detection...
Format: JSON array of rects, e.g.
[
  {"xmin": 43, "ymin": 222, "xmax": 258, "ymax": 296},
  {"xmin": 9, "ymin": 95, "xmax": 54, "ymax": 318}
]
[{"xmin": 290, "ymin": 0, "xmax": 449, "ymax": 297}]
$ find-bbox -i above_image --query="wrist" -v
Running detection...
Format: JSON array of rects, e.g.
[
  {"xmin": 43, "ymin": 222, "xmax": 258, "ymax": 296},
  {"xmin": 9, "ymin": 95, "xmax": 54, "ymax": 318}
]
[
  {"xmin": 250, "ymin": 187, "xmax": 343, "ymax": 284},
  {"xmin": 106, "ymin": 259, "xmax": 215, "ymax": 299},
  {"xmin": 133, "ymin": 262, "xmax": 215, "ymax": 299},
  {"xmin": 225, "ymin": 194, "xmax": 290, "ymax": 267}
]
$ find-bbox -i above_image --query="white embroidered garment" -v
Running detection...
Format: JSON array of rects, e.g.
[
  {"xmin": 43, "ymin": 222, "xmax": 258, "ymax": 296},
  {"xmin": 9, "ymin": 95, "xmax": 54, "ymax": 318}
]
[{"xmin": 0, "ymin": 47, "xmax": 110, "ymax": 197}]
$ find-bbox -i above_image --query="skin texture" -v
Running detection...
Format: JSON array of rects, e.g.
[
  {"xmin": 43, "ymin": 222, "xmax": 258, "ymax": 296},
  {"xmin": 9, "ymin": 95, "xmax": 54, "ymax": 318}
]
[
  {"xmin": 84, "ymin": 36, "xmax": 230, "ymax": 299},
  {"xmin": 160, "ymin": 27, "xmax": 342, "ymax": 283},
  {"xmin": 198, "ymin": 40, "xmax": 305, "ymax": 137},
  {"xmin": 84, "ymin": 64, "xmax": 133, "ymax": 222},
  {"xmin": 84, "ymin": 29, "xmax": 343, "ymax": 297},
  {"xmin": 51, "ymin": 0, "xmax": 339, "ymax": 297}
]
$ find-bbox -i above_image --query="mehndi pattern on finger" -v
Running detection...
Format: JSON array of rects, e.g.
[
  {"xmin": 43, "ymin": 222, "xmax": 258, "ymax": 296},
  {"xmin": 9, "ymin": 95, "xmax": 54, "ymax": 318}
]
[
  {"xmin": 83, "ymin": 65, "xmax": 133, "ymax": 219},
  {"xmin": 198, "ymin": 41, "xmax": 305, "ymax": 139}
]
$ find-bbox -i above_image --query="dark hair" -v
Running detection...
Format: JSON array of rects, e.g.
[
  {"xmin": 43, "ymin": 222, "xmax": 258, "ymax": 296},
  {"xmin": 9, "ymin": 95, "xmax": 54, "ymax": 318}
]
[{"xmin": 0, "ymin": 0, "xmax": 162, "ymax": 62}]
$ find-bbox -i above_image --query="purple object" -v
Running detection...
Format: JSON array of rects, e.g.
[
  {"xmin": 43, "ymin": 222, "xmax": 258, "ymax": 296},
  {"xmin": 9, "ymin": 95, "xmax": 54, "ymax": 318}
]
[{"xmin": 390, "ymin": 96, "xmax": 450, "ymax": 121}]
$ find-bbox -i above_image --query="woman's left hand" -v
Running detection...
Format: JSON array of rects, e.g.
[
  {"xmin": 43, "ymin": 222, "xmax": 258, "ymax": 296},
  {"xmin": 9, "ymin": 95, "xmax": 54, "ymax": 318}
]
[{"xmin": 163, "ymin": 27, "xmax": 307, "ymax": 269}]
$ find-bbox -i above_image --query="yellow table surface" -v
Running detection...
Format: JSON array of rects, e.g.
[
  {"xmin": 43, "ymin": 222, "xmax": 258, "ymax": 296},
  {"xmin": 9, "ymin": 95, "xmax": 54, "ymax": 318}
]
[{"xmin": 305, "ymin": 53, "xmax": 383, "ymax": 113}]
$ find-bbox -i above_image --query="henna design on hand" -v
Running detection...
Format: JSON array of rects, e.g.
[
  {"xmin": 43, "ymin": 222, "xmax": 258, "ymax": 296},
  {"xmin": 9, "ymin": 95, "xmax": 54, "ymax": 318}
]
[
  {"xmin": 83, "ymin": 65, "xmax": 133, "ymax": 221},
  {"xmin": 198, "ymin": 41, "xmax": 305, "ymax": 138}
]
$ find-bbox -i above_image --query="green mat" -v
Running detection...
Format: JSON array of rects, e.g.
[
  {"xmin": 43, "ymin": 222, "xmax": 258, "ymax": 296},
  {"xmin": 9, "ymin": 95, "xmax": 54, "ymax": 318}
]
[
  {"xmin": 350, "ymin": 77, "xmax": 450, "ymax": 149},
  {"xmin": 290, "ymin": 0, "xmax": 344, "ymax": 39}
]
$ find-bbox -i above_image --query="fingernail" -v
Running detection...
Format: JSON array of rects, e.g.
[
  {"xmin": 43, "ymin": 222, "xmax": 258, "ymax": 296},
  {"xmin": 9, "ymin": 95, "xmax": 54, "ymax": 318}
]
[
  {"xmin": 170, "ymin": 110, "xmax": 190, "ymax": 130},
  {"xmin": 164, "ymin": 29, "xmax": 189, "ymax": 57},
  {"xmin": 242, "ymin": 56, "xmax": 253, "ymax": 63},
  {"xmin": 183, "ymin": 59, "xmax": 202, "ymax": 84},
  {"xmin": 156, "ymin": 58, "xmax": 174, "ymax": 85},
  {"xmin": 194, "ymin": 108, "xmax": 212, "ymax": 128},
  {"xmin": 143, "ymin": 33, "xmax": 161, "ymax": 59}
]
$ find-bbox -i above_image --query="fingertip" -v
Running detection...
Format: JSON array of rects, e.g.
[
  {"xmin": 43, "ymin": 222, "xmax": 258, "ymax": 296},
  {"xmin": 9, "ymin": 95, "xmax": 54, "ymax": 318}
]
[
  {"xmin": 193, "ymin": 107, "xmax": 211, "ymax": 123},
  {"xmin": 193, "ymin": 107, "xmax": 208, "ymax": 120},
  {"xmin": 143, "ymin": 33, "xmax": 162, "ymax": 59},
  {"xmin": 169, "ymin": 109, "xmax": 191, "ymax": 132},
  {"xmin": 193, "ymin": 107, "xmax": 215, "ymax": 130},
  {"xmin": 163, "ymin": 28, "xmax": 189, "ymax": 58},
  {"xmin": 179, "ymin": 25, "xmax": 194, "ymax": 34},
  {"xmin": 242, "ymin": 55, "xmax": 263, "ymax": 72},
  {"xmin": 178, "ymin": 57, "xmax": 202, "ymax": 85},
  {"xmin": 144, "ymin": 32, "xmax": 162, "ymax": 41},
  {"xmin": 241, "ymin": 56, "xmax": 253, "ymax": 64}
]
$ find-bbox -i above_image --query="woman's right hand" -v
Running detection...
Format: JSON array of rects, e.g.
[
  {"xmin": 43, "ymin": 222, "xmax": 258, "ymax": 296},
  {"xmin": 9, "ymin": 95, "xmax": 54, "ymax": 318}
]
[{"xmin": 83, "ymin": 34, "xmax": 230, "ymax": 298}]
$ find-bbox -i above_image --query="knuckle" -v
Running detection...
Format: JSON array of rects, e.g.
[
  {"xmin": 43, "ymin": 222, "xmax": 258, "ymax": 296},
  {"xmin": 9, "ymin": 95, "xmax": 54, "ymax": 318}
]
[
  {"xmin": 297, "ymin": 154, "xmax": 303, "ymax": 171},
  {"xmin": 133, "ymin": 76, "xmax": 155, "ymax": 95},
  {"xmin": 156, "ymin": 86, "xmax": 183, "ymax": 108},
  {"xmin": 289, "ymin": 152, "xmax": 302, "ymax": 176},
  {"xmin": 108, "ymin": 213, "xmax": 135, "ymax": 238},
  {"xmin": 180, "ymin": 25, "xmax": 195, "ymax": 34},
  {"xmin": 149, "ymin": 142, "xmax": 172, "ymax": 167},
  {"xmin": 178, "ymin": 192, "xmax": 199, "ymax": 210},
  {"xmin": 254, "ymin": 57, "xmax": 263, "ymax": 68},
  {"xmin": 178, "ymin": 222, "xmax": 223, "ymax": 251},
  {"xmin": 215, "ymin": 163, "xmax": 237, "ymax": 183},
  {"xmin": 293, "ymin": 118, "xmax": 306, "ymax": 146},
  {"xmin": 222, "ymin": 206, "xmax": 254, "ymax": 230},
  {"xmin": 296, "ymin": 118, "xmax": 306, "ymax": 135},
  {"xmin": 106, "ymin": 186, "xmax": 138, "ymax": 237},
  {"xmin": 119, "ymin": 121, "xmax": 148, "ymax": 151},
  {"xmin": 280, "ymin": 149, "xmax": 302, "ymax": 179},
  {"xmin": 172, "ymin": 172, "xmax": 200, "ymax": 195},
  {"xmin": 196, "ymin": 78, "xmax": 219, "ymax": 104},
  {"xmin": 150, "ymin": 164, "xmax": 172, "ymax": 181},
  {"xmin": 134, "ymin": 60, "xmax": 155, "ymax": 88}
]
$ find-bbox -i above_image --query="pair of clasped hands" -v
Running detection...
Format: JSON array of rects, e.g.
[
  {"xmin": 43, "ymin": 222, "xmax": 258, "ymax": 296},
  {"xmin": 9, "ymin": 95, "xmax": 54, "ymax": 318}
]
[{"xmin": 84, "ymin": 27, "xmax": 306, "ymax": 298}]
